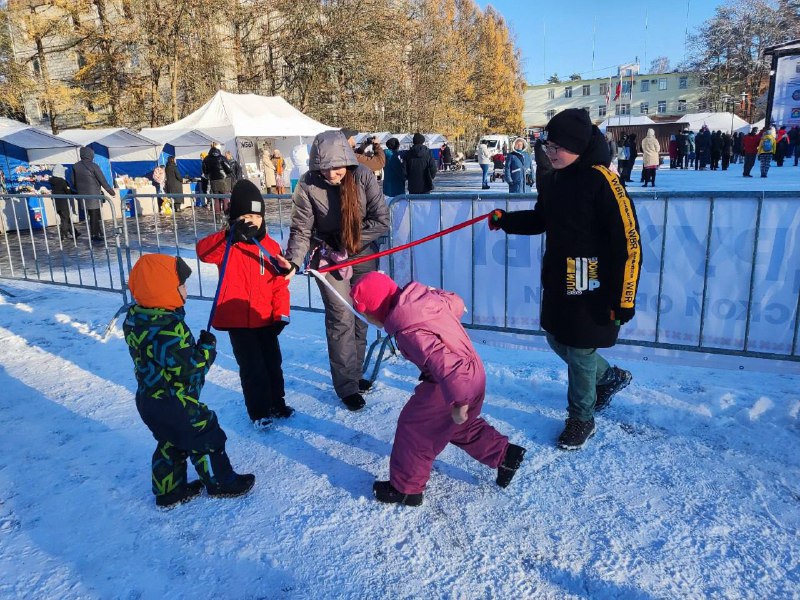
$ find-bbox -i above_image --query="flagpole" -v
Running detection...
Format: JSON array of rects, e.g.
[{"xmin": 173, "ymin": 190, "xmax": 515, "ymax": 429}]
[{"xmin": 591, "ymin": 17, "xmax": 596, "ymax": 78}]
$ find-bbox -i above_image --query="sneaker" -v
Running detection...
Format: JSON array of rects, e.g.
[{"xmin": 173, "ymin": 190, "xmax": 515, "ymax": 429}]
[
  {"xmin": 155, "ymin": 480, "xmax": 204, "ymax": 509},
  {"xmin": 496, "ymin": 444, "xmax": 526, "ymax": 488},
  {"xmin": 358, "ymin": 378, "xmax": 373, "ymax": 393},
  {"xmin": 206, "ymin": 473, "xmax": 256, "ymax": 498},
  {"xmin": 269, "ymin": 405, "xmax": 295, "ymax": 419},
  {"xmin": 595, "ymin": 366, "xmax": 632, "ymax": 412},
  {"xmin": 252, "ymin": 417, "xmax": 273, "ymax": 431},
  {"xmin": 342, "ymin": 393, "xmax": 365, "ymax": 411},
  {"xmin": 557, "ymin": 417, "xmax": 596, "ymax": 450},
  {"xmin": 373, "ymin": 480, "xmax": 423, "ymax": 507}
]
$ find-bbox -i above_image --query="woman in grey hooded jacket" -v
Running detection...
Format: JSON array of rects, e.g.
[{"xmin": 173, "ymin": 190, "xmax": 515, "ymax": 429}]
[{"xmin": 279, "ymin": 130, "xmax": 390, "ymax": 411}]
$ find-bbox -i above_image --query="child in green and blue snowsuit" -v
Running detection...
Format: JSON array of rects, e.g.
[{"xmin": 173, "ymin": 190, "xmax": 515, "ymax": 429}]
[{"xmin": 123, "ymin": 253, "xmax": 255, "ymax": 508}]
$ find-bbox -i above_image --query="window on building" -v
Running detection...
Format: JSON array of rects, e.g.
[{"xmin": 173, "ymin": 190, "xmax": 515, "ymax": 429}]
[
  {"xmin": 679, "ymin": 76, "xmax": 688, "ymax": 89},
  {"xmin": 582, "ymin": 84, "xmax": 591, "ymax": 96},
  {"xmin": 599, "ymin": 83, "xmax": 609, "ymax": 96},
  {"xmin": 658, "ymin": 78, "xmax": 667, "ymax": 90},
  {"xmin": 640, "ymin": 80, "xmax": 650, "ymax": 92},
  {"xmin": 547, "ymin": 88, "xmax": 554, "ymax": 100},
  {"xmin": 640, "ymin": 102, "xmax": 649, "ymax": 114},
  {"xmin": 621, "ymin": 80, "xmax": 632, "ymax": 95},
  {"xmin": 697, "ymin": 99, "xmax": 708, "ymax": 111},
  {"xmin": 545, "ymin": 109, "xmax": 556, "ymax": 120},
  {"xmin": 564, "ymin": 86, "xmax": 572, "ymax": 98},
  {"xmin": 678, "ymin": 99, "xmax": 687, "ymax": 112},
  {"xmin": 598, "ymin": 105, "xmax": 607, "ymax": 117},
  {"xmin": 616, "ymin": 104, "xmax": 630, "ymax": 115},
  {"xmin": 658, "ymin": 100, "xmax": 667, "ymax": 113}
]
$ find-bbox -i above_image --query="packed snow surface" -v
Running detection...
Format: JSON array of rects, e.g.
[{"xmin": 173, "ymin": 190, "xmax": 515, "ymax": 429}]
[{"xmin": 0, "ymin": 279, "xmax": 798, "ymax": 599}]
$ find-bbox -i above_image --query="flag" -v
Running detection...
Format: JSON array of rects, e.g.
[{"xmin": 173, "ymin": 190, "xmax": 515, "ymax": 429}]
[
  {"xmin": 629, "ymin": 71, "xmax": 634, "ymax": 100},
  {"xmin": 613, "ymin": 81, "xmax": 621, "ymax": 101},
  {"xmin": 605, "ymin": 77, "xmax": 611, "ymax": 106}
]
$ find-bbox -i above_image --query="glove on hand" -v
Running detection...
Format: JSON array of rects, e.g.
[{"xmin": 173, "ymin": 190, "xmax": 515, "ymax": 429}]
[
  {"xmin": 488, "ymin": 209, "xmax": 505, "ymax": 231},
  {"xmin": 199, "ymin": 329, "xmax": 216, "ymax": 346},
  {"xmin": 232, "ymin": 219, "xmax": 260, "ymax": 243},
  {"xmin": 269, "ymin": 256, "xmax": 296, "ymax": 276},
  {"xmin": 610, "ymin": 307, "xmax": 635, "ymax": 325}
]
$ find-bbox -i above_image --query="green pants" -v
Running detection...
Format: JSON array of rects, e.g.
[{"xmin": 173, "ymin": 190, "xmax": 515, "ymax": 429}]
[
  {"xmin": 152, "ymin": 441, "xmax": 233, "ymax": 497},
  {"xmin": 545, "ymin": 333, "xmax": 611, "ymax": 422}
]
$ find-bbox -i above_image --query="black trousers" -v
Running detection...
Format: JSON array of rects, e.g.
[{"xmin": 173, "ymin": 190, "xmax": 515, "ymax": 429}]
[
  {"xmin": 228, "ymin": 326, "xmax": 285, "ymax": 421},
  {"xmin": 55, "ymin": 200, "xmax": 73, "ymax": 238},
  {"xmin": 88, "ymin": 208, "xmax": 102, "ymax": 237},
  {"xmin": 743, "ymin": 154, "xmax": 756, "ymax": 176}
]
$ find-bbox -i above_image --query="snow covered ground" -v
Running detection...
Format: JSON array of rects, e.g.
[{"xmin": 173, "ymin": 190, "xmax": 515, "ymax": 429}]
[{"xmin": 1, "ymin": 278, "xmax": 798, "ymax": 599}]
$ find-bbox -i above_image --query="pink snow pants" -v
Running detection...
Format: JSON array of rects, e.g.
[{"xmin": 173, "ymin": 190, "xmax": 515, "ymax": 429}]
[{"xmin": 389, "ymin": 381, "xmax": 509, "ymax": 494}]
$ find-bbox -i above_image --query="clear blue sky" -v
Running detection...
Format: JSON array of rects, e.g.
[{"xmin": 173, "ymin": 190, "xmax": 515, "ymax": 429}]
[{"xmin": 476, "ymin": 0, "xmax": 722, "ymax": 84}]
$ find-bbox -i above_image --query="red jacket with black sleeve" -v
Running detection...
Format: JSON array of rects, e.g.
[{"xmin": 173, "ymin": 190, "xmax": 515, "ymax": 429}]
[{"xmin": 197, "ymin": 230, "xmax": 290, "ymax": 330}]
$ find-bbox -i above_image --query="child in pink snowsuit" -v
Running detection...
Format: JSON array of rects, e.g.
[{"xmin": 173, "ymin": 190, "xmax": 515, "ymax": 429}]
[{"xmin": 350, "ymin": 272, "xmax": 526, "ymax": 506}]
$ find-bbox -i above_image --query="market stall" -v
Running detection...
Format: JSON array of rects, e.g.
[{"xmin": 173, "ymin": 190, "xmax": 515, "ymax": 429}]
[
  {"xmin": 139, "ymin": 128, "xmax": 216, "ymax": 179},
  {"xmin": 0, "ymin": 118, "xmax": 81, "ymax": 233}
]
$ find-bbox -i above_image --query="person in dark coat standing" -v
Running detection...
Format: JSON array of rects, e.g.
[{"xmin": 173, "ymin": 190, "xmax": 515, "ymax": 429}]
[
  {"xmin": 710, "ymin": 131, "xmax": 723, "ymax": 170},
  {"xmin": 404, "ymin": 133, "xmax": 437, "ymax": 194},
  {"xmin": 203, "ymin": 145, "xmax": 233, "ymax": 215},
  {"xmin": 721, "ymin": 133, "xmax": 733, "ymax": 171},
  {"xmin": 677, "ymin": 130, "xmax": 690, "ymax": 169},
  {"xmin": 440, "ymin": 143, "xmax": 453, "ymax": 170},
  {"xmin": 623, "ymin": 133, "xmax": 637, "ymax": 182},
  {"xmin": 225, "ymin": 150, "xmax": 243, "ymax": 186},
  {"xmin": 695, "ymin": 127, "xmax": 712, "ymax": 170},
  {"xmin": 488, "ymin": 109, "xmax": 641, "ymax": 450},
  {"xmin": 72, "ymin": 146, "xmax": 115, "ymax": 242},
  {"xmin": 164, "ymin": 156, "xmax": 184, "ymax": 210},
  {"xmin": 732, "ymin": 132, "xmax": 743, "ymax": 164},
  {"xmin": 49, "ymin": 164, "xmax": 79, "ymax": 242},
  {"xmin": 383, "ymin": 137, "xmax": 406, "ymax": 197}
]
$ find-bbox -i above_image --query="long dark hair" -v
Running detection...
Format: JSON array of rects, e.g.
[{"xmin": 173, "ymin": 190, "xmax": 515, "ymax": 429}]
[{"xmin": 339, "ymin": 167, "xmax": 361, "ymax": 255}]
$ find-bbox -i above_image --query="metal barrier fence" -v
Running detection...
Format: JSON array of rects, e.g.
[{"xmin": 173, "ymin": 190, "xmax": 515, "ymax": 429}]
[
  {"xmin": 386, "ymin": 191, "xmax": 800, "ymax": 362},
  {"xmin": 2, "ymin": 190, "xmax": 799, "ymax": 362}
]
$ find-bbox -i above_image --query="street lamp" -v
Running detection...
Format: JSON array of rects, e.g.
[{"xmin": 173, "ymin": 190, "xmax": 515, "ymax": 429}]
[
  {"xmin": 740, "ymin": 91, "xmax": 748, "ymax": 123},
  {"xmin": 721, "ymin": 94, "xmax": 735, "ymax": 133}
]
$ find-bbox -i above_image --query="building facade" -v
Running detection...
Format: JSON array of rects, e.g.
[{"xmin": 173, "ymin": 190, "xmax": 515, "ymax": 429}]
[{"xmin": 523, "ymin": 70, "xmax": 706, "ymax": 127}]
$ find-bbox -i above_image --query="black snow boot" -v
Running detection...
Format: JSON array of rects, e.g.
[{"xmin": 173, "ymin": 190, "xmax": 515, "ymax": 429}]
[
  {"xmin": 373, "ymin": 480, "xmax": 423, "ymax": 507},
  {"xmin": 156, "ymin": 480, "xmax": 204, "ymax": 509},
  {"xmin": 342, "ymin": 393, "xmax": 366, "ymax": 411},
  {"xmin": 269, "ymin": 405, "xmax": 295, "ymax": 419},
  {"xmin": 358, "ymin": 378, "xmax": 373, "ymax": 393},
  {"xmin": 595, "ymin": 366, "xmax": 632, "ymax": 412},
  {"xmin": 496, "ymin": 444, "xmax": 526, "ymax": 488},
  {"xmin": 558, "ymin": 418, "xmax": 596, "ymax": 450},
  {"xmin": 206, "ymin": 473, "xmax": 256, "ymax": 498}
]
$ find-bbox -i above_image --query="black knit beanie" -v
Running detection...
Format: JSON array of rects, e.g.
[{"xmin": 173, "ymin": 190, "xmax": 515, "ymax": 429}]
[
  {"xmin": 228, "ymin": 179, "xmax": 265, "ymax": 222},
  {"xmin": 545, "ymin": 109, "xmax": 593, "ymax": 155},
  {"xmin": 412, "ymin": 132, "xmax": 426, "ymax": 145},
  {"xmin": 175, "ymin": 256, "xmax": 192, "ymax": 285}
]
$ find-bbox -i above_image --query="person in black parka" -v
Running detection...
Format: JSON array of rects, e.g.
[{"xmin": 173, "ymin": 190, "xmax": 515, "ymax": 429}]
[
  {"xmin": 49, "ymin": 164, "xmax": 79, "ymax": 242},
  {"xmin": 72, "ymin": 146, "xmax": 116, "ymax": 242},
  {"xmin": 164, "ymin": 156, "xmax": 184, "ymax": 209},
  {"xmin": 488, "ymin": 109, "xmax": 642, "ymax": 450},
  {"xmin": 404, "ymin": 133, "xmax": 437, "ymax": 194}
]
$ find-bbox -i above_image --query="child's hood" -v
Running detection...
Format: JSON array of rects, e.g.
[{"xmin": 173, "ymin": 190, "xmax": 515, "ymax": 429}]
[
  {"xmin": 128, "ymin": 254, "xmax": 185, "ymax": 311},
  {"xmin": 383, "ymin": 282, "xmax": 466, "ymax": 336}
]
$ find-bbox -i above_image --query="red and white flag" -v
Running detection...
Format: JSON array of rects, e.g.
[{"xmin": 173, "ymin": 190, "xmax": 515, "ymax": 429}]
[{"xmin": 613, "ymin": 81, "xmax": 621, "ymax": 101}]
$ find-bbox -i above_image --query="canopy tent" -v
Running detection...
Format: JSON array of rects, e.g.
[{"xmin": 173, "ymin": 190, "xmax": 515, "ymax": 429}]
[
  {"xmin": 598, "ymin": 115, "xmax": 656, "ymax": 131},
  {"xmin": 139, "ymin": 128, "xmax": 216, "ymax": 178},
  {"xmin": 676, "ymin": 112, "xmax": 749, "ymax": 133},
  {"xmin": 58, "ymin": 128, "xmax": 161, "ymax": 183},
  {"xmin": 0, "ymin": 118, "xmax": 81, "ymax": 190},
  {"xmin": 0, "ymin": 119, "xmax": 81, "ymax": 233},
  {"xmin": 145, "ymin": 91, "xmax": 334, "ymax": 186}
]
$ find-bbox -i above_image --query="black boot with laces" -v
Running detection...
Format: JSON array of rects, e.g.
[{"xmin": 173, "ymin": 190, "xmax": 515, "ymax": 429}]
[
  {"xmin": 595, "ymin": 366, "xmax": 632, "ymax": 412},
  {"xmin": 558, "ymin": 417, "xmax": 596, "ymax": 450}
]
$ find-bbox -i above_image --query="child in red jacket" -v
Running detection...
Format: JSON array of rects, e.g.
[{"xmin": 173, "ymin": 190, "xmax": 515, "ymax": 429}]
[{"xmin": 197, "ymin": 180, "xmax": 292, "ymax": 430}]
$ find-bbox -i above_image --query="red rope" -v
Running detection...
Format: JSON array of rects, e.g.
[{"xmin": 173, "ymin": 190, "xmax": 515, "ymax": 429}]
[{"xmin": 316, "ymin": 212, "xmax": 493, "ymax": 274}]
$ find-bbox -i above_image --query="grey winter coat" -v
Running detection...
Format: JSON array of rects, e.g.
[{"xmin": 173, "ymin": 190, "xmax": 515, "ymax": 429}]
[
  {"xmin": 72, "ymin": 147, "xmax": 115, "ymax": 209},
  {"xmin": 285, "ymin": 130, "xmax": 389, "ymax": 265}
]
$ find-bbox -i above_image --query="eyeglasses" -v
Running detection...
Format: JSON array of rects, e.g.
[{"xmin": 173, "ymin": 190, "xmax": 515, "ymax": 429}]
[{"xmin": 543, "ymin": 143, "xmax": 565, "ymax": 154}]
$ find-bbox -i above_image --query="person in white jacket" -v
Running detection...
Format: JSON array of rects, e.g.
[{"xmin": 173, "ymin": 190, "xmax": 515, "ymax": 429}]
[
  {"xmin": 477, "ymin": 143, "xmax": 492, "ymax": 189},
  {"xmin": 641, "ymin": 128, "xmax": 661, "ymax": 187}
]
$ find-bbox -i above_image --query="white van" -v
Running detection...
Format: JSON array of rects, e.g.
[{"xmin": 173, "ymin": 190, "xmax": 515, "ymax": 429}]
[{"xmin": 477, "ymin": 134, "xmax": 511, "ymax": 156}]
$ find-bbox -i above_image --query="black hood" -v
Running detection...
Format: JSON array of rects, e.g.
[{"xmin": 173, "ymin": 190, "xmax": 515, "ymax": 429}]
[
  {"xmin": 79, "ymin": 146, "xmax": 94, "ymax": 161},
  {"xmin": 577, "ymin": 126, "xmax": 611, "ymax": 168},
  {"xmin": 209, "ymin": 147, "xmax": 222, "ymax": 157}
]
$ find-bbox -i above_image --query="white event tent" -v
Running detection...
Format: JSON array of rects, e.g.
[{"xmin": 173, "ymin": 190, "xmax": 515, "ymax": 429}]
[
  {"xmin": 598, "ymin": 115, "xmax": 656, "ymax": 131},
  {"xmin": 676, "ymin": 112, "xmax": 749, "ymax": 133},
  {"xmin": 144, "ymin": 91, "xmax": 334, "ymax": 183}
]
